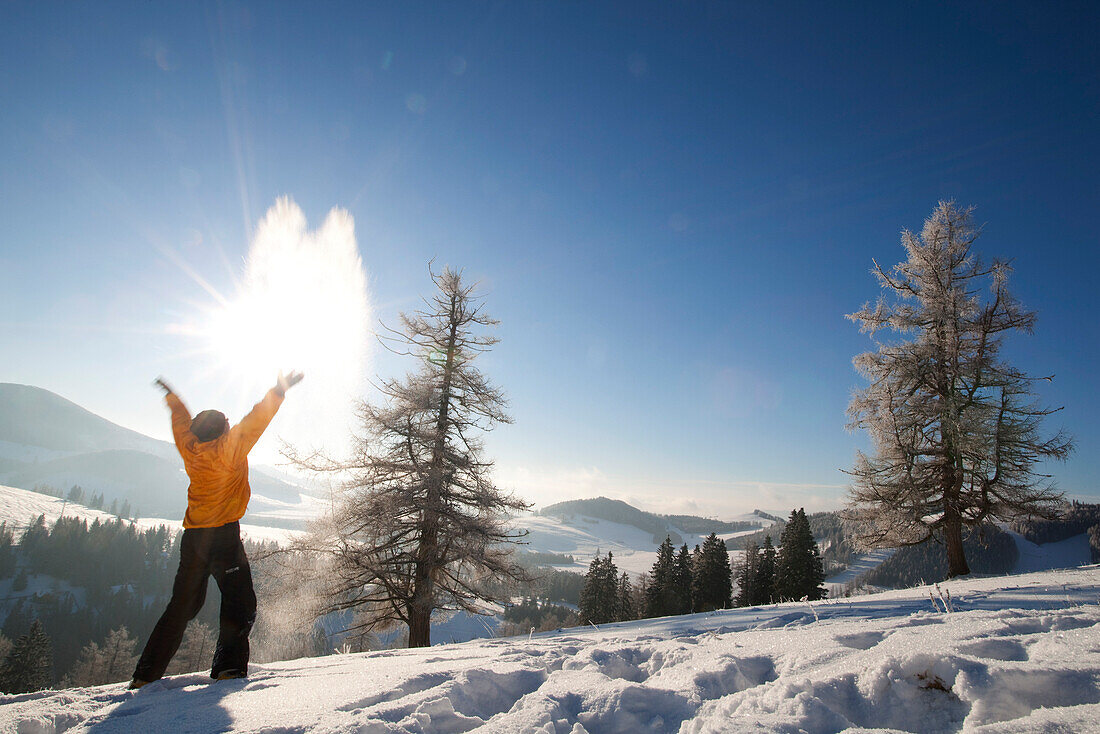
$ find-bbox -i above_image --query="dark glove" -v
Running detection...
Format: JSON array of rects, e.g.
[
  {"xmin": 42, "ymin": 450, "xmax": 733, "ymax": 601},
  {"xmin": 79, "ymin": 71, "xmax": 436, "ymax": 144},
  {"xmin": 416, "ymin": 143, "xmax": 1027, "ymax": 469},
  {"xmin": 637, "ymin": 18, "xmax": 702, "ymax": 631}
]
[{"xmin": 276, "ymin": 371, "xmax": 304, "ymax": 395}]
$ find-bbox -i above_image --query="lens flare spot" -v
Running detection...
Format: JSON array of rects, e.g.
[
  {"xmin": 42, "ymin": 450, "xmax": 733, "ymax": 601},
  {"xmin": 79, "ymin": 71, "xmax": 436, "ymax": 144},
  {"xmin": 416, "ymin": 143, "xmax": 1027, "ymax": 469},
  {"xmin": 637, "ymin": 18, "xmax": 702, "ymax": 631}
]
[{"xmin": 405, "ymin": 93, "xmax": 428, "ymax": 114}]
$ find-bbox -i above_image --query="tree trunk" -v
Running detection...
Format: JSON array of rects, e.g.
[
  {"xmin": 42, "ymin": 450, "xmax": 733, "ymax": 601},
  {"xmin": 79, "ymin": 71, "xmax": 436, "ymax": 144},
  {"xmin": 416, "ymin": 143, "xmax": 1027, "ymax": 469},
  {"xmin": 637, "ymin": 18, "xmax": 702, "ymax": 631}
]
[
  {"xmin": 408, "ymin": 605, "xmax": 431, "ymax": 648},
  {"xmin": 407, "ymin": 296, "xmax": 459, "ymax": 649},
  {"xmin": 943, "ymin": 503, "xmax": 971, "ymax": 578}
]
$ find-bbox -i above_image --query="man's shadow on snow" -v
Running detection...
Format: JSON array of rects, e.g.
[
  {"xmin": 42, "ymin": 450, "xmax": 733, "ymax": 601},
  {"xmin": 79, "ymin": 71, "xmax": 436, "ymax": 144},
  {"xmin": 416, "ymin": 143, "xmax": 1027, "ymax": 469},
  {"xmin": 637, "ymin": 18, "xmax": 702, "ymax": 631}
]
[{"xmin": 86, "ymin": 673, "xmax": 247, "ymax": 734}]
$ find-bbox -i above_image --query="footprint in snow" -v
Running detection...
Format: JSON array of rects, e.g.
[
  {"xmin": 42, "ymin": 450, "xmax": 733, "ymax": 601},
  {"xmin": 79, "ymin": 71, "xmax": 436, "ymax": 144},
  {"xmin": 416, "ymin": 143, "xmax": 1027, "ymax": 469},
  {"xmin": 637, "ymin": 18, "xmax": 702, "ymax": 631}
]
[
  {"xmin": 957, "ymin": 638, "xmax": 1029, "ymax": 662},
  {"xmin": 835, "ymin": 630, "xmax": 887, "ymax": 650}
]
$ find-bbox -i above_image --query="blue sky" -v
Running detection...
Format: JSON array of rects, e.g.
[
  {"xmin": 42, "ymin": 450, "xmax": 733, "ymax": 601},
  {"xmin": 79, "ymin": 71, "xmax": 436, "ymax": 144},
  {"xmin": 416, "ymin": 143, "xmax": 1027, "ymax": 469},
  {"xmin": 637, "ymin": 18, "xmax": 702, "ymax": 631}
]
[{"xmin": 1, "ymin": 1, "xmax": 1098, "ymax": 516}]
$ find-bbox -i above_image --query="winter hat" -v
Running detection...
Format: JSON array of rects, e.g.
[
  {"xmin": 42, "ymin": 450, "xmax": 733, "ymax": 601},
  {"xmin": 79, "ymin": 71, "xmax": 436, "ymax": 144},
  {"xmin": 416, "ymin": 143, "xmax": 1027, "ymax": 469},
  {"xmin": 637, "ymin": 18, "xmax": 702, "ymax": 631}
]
[{"xmin": 191, "ymin": 410, "xmax": 228, "ymax": 442}]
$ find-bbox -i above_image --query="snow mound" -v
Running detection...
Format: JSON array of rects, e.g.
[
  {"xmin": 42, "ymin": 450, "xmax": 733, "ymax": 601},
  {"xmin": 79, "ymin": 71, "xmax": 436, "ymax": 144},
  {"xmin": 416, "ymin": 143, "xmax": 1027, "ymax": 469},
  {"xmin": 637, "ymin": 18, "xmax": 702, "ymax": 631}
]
[{"xmin": 3, "ymin": 567, "xmax": 1100, "ymax": 733}]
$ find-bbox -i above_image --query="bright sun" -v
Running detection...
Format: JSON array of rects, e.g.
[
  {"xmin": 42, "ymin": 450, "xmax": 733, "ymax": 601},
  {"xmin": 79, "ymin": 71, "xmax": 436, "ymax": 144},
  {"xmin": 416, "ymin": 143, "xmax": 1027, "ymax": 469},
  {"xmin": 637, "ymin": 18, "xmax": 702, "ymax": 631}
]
[{"xmin": 189, "ymin": 198, "xmax": 371, "ymax": 457}]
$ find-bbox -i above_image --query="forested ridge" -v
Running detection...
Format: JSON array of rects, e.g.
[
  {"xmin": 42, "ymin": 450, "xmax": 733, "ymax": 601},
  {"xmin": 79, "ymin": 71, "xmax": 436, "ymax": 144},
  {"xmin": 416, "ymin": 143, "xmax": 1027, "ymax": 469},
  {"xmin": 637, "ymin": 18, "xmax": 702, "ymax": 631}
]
[
  {"xmin": 727, "ymin": 511, "xmax": 858, "ymax": 576},
  {"xmin": 1012, "ymin": 501, "xmax": 1100, "ymax": 559},
  {"xmin": 0, "ymin": 514, "xmax": 326, "ymax": 692}
]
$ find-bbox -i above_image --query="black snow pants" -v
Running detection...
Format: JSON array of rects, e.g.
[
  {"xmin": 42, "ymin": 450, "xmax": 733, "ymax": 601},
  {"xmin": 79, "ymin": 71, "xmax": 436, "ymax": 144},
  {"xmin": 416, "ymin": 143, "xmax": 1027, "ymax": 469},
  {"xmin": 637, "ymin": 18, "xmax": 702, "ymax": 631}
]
[{"xmin": 133, "ymin": 521, "xmax": 257, "ymax": 681}]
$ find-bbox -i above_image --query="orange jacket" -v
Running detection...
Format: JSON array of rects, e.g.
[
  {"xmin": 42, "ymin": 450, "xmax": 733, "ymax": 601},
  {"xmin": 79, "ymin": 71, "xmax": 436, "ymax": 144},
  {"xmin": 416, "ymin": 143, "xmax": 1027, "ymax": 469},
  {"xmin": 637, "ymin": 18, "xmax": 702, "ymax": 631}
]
[{"xmin": 167, "ymin": 389, "xmax": 284, "ymax": 529}]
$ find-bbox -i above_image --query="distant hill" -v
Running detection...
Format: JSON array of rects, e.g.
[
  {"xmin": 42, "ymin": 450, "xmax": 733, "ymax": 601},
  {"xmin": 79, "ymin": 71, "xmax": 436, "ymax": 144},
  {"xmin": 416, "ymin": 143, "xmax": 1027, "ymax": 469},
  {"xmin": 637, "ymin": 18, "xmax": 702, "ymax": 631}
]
[
  {"xmin": 661, "ymin": 513, "xmax": 761, "ymax": 534},
  {"xmin": 0, "ymin": 383, "xmax": 173, "ymax": 457},
  {"xmin": 1012, "ymin": 501, "xmax": 1100, "ymax": 560},
  {"xmin": 750, "ymin": 509, "xmax": 784, "ymax": 524},
  {"xmin": 539, "ymin": 496, "xmax": 762, "ymax": 546},
  {"xmin": 860, "ymin": 524, "xmax": 1019, "ymax": 588},
  {"xmin": 0, "ymin": 382, "xmax": 308, "ymax": 523}
]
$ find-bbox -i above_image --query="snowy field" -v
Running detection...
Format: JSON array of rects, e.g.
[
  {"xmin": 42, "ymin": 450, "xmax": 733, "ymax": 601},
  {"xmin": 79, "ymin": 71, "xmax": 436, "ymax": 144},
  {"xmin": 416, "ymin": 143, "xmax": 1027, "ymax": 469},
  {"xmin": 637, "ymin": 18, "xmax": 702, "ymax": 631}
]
[
  {"xmin": 4, "ymin": 567, "xmax": 1099, "ymax": 734},
  {"xmin": 0, "ymin": 484, "xmax": 300, "ymax": 546},
  {"xmin": 0, "ymin": 485, "xmax": 764, "ymax": 564},
  {"xmin": 518, "ymin": 514, "xmax": 761, "ymax": 577}
]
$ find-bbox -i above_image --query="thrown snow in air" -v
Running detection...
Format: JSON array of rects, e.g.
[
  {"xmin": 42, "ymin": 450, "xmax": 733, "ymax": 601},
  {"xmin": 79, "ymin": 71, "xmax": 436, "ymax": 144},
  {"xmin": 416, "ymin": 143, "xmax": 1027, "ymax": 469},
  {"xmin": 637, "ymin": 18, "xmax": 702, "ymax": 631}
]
[
  {"xmin": 207, "ymin": 197, "xmax": 370, "ymax": 459},
  {"xmin": 5, "ymin": 567, "xmax": 1100, "ymax": 733}
]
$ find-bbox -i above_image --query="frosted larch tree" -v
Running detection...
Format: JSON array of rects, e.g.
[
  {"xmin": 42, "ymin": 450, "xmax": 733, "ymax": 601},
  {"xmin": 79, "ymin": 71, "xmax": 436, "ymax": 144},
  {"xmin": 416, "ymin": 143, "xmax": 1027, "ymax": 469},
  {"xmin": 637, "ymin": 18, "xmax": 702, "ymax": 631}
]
[
  {"xmin": 65, "ymin": 626, "xmax": 138, "ymax": 687},
  {"xmin": 287, "ymin": 266, "xmax": 529, "ymax": 647},
  {"xmin": 846, "ymin": 201, "xmax": 1073, "ymax": 577}
]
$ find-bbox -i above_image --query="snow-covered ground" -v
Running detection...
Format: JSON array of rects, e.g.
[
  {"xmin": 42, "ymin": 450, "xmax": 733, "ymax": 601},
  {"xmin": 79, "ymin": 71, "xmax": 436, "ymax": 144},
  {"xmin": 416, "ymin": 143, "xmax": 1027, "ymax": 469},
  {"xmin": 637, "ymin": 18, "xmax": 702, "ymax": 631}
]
[
  {"xmin": 4, "ymin": 567, "xmax": 1099, "ymax": 733},
  {"xmin": 1008, "ymin": 530, "xmax": 1093, "ymax": 574},
  {"xmin": 0, "ymin": 484, "xmax": 760, "ymax": 566},
  {"xmin": 520, "ymin": 514, "xmax": 666, "ymax": 575},
  {"xmin": 0, "ymin": 484, "xmax": 299, "ymax": 546},
  {"xmin": 518, "ymin": 513, "xmax": 760, "ymax": 577},
  {"xmin": 824, "ymin": 549, "xmax": 898, "ymax": 593}
]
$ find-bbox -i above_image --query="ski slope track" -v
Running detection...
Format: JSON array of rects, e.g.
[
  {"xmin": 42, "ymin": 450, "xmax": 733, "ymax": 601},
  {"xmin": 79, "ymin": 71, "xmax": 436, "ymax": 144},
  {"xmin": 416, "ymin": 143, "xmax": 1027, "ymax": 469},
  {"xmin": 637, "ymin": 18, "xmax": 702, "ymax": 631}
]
[{"xmin": 4, "ymin": 568, "xmax": 1100, "ymax": 734}]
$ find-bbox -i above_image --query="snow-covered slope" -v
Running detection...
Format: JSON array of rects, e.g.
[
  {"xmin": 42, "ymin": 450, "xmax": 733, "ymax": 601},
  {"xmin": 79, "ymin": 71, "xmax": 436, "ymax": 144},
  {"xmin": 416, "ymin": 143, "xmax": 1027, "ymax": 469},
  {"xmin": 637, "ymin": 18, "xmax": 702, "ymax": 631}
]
[
  {"xmin": 1009, "ymin": 529, "xmax": 1093, "ymax": 573},
  {"xmin": 820, "ymin": 530, "xmax": 1095, "ymax": 594},
  {"xmin": 0, "ymin": 483, "xmax": 298, "ymax": 546},
  {"xmin": 0, "ymin": 383, "xmax": 316, "ymax": 522},
  {"xmin": 5, "ymin": 567, "xmax": 1099, "ymax": 733},
  {"xmin": 824, "ymin": 548, "xmax": 897, "ymax": 591},
  {"xmin": 520, "ymin": 513, "xmax": 750, "ymax": 576}
]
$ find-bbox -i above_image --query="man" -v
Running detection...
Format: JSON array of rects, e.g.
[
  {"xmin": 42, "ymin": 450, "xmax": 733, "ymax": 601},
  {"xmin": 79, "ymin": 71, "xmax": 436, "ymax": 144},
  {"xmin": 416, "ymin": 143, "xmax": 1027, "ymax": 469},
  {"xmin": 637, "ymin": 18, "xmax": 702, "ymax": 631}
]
[{"xmin": 130, "ymin": 371, "xmax": 303, "ymax": 689}]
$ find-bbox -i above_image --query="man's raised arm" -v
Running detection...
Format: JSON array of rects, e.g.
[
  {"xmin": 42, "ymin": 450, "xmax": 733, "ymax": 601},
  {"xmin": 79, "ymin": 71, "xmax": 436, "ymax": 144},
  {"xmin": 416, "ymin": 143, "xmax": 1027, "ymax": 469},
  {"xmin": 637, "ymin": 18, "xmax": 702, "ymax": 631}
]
[
  {"xmin": 227, "ymin": 371, "xmax": 303, "ymax": 463},
  {"xmin": 156, "ymin": 377, "xmax": 193, "ymax": 451}
]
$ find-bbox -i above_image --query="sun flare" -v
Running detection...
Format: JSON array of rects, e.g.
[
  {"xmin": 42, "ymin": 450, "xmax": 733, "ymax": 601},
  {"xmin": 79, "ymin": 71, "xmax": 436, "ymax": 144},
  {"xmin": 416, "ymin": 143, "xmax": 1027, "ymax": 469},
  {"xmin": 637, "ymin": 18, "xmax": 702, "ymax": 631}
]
[{"xmin": 189, "ymin": 197, "xmax": 371, "ymax": 457}]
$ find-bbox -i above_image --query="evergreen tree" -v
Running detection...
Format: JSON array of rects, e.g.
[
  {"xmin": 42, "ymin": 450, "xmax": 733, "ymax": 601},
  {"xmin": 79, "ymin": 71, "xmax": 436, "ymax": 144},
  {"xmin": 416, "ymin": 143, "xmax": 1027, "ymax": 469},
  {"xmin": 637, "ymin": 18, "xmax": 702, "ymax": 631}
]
[
  {"xmin": 0, "ymin": 522, "xmax": 13, "ymax": 577},
  {"xmin": 616, "ymin": 572, "xmax": 635, "ymax": 622},
  {"xmin": 847, "ymin": 202, "xmax": 1073, "ymax": 577},
  {"xmin": 633, "ymin": 573, "xmax": 649, "ymax": 619},
  {"xmin": 752, "ymin": 535, "xmax": 777, "ymax": 605},
  {"xmin": 644, "ymin": 536, "xmax": 678, "ymax": 618},
  {"xmin": 579, "ymin": 552, "xmax": 619, "ymax": 625},
  {"xmin": 0, "ymin": 620, "xmax": 52, "ymax": 693},
  {"xmin": 579, "ymin": 555, "xmax": 601, "ymax": 624},
  {"xmin": 21, "ymin": 515, "xmax": 48, "ymax": 555},
  {"xmin": 691, "ymin": 533, "xmax": 733, "ymax": 612},
  {"xmin": 734, "ymin": 540, "xmax": 759, "ymax": 607},
  {"xmin": 775, "ymin": 509, "xmax": 826, "ymax": 601},
  {"xmin": 671, "ymin": 544, "xmax": 694, "ymax": 614}
]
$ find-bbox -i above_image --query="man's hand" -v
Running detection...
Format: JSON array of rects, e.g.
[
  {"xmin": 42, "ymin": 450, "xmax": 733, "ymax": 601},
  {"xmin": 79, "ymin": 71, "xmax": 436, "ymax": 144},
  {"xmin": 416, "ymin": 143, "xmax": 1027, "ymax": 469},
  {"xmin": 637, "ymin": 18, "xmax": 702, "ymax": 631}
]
[
  {"xmin": 154, "ymin": 377, "xmax": 175, "ymax": 396},
  {"xmin": 277, "ymin": 371, "xmax": 304, "ymax": 395}
]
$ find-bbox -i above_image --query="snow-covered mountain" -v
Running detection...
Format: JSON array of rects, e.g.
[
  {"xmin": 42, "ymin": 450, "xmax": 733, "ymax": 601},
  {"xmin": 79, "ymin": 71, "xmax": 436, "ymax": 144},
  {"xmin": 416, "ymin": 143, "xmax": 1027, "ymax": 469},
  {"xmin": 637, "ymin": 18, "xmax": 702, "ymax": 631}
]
[
  {"xmin": 0, "ymin": 383, "xmax": 317, "ymax": 527},
  {"xmin": 4, "ymin": 567, "xmax": 1099, "ymax": 733}
]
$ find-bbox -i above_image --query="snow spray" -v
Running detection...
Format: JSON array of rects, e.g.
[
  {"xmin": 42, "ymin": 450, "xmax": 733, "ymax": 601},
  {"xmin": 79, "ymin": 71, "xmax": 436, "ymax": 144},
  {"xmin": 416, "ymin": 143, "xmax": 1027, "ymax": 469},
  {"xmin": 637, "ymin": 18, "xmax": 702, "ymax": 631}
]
[{"xmin": 207, "ymin": 196, "xmax": 371, "ymax": 461}]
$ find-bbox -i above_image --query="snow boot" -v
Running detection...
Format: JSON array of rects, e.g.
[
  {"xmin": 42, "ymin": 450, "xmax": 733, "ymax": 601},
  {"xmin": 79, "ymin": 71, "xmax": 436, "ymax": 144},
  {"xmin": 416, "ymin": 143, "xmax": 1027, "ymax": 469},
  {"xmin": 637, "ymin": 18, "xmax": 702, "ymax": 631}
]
[{"xmin": 215, "ymin": 669, "xmax": 246, "ymax": 681}]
